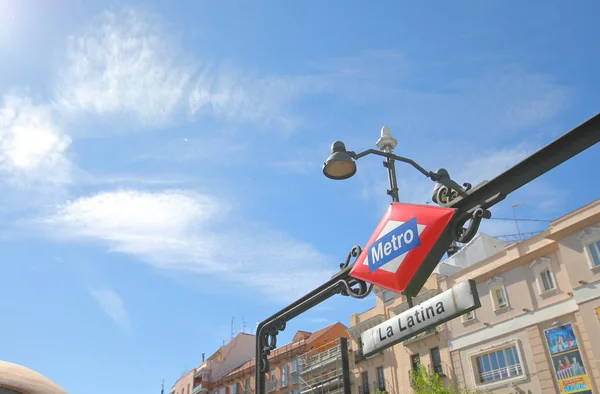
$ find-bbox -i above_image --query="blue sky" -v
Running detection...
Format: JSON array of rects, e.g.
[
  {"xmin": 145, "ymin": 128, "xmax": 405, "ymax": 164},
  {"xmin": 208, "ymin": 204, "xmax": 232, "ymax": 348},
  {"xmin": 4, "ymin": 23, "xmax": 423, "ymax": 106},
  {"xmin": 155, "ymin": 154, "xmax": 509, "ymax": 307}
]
[{"xmin": 0, "ymin": 1, "xmax": 599, "ymax": 393}]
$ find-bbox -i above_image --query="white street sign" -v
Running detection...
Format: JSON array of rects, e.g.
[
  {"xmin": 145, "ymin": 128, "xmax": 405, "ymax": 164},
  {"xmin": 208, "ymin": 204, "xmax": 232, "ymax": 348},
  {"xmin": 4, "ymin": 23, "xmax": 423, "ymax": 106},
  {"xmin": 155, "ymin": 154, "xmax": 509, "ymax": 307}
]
[{"xmin": 361, "ymin": 280, "xmax": 480, "ymax": 357}]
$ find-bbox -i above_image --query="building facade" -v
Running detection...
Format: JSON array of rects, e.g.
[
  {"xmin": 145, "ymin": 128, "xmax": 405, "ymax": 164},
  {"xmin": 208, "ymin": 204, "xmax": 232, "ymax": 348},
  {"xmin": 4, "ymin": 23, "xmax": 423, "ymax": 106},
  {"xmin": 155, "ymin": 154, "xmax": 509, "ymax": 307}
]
[
  {"xmin": 299, "ymin": 336, "xmax": 352, "ymax": 394},
  {"xmin": 194, "ymin": 322, "xmax": 351, "ymax": 394},
  {"xmin": 170, "ymin": 333, "xmax": 256, "ymax": 394},
  {"xmin": 348, "ymin": 275, "xmax": 455, "ymax": 394},
  {"xmin": 441, "ymin": 198, "xmax": 600, "ymax": 394}
]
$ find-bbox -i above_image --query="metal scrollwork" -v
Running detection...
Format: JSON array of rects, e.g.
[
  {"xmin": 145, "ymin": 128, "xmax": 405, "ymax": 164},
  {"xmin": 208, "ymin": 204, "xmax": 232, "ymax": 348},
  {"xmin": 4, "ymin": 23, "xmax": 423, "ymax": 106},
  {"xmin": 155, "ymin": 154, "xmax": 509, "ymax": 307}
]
[
  {"xmin": 431, "ymin": 168, "xmax": 472, "ymax": 205},
  {"xmin": 338, "ymin": 276, "xmax": 373, "ymax": 299},
  {"xmin": 451, "ymin": 206, "xmax": 491, "ymax": 244},
  {"xmin": 340, "ymin": 245, "xmax": 362, "ymax": 269},
  {"xmin": 259, "ymin": 318, "xmax": 286, "ymax": 373}
]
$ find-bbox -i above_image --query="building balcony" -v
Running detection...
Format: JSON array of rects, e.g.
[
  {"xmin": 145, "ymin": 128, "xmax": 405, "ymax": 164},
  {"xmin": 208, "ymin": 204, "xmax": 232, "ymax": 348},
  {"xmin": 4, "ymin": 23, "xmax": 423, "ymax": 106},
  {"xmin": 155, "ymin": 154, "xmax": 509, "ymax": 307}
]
[
  {"xmin": 300, "ymin": 374, "xmax": 344, "ymax": 394},
  {"xmin": 265, "ymin": 378, "xmax": 278, "ymax": 393},
  {"xmin": 347, "ymin": 314, "xmax": 386, "ymax": 338},
  {"xmin": 428, "ymin": 362, "xmax": 448, "ymax": 378},
  {"xmin": 302, "ymin": 344, "xmax": 342, "ymax": 372}
]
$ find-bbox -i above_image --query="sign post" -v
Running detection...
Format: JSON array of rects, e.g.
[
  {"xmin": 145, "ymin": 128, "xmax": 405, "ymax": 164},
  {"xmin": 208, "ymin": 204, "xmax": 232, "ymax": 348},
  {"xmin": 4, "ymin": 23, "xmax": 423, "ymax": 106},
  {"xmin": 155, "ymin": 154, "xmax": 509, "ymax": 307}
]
[
  {"xmin": 254, "ymin": 113, "xmax": 600, "ymax": 394},
  {"xmin": 361, "ymin": 280, "xmax": 480, "ymax": 358}
]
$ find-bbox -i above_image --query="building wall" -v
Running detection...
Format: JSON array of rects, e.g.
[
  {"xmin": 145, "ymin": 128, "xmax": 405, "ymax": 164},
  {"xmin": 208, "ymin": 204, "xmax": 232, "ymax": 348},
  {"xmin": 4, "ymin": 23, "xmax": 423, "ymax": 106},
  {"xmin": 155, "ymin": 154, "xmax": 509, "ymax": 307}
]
[
  {"xmin": 211, "ymin": 334, "xmax": 256, "ymax": 382},
  {"xmin": 207, "ymin": 323, "xmax": 352, "ymax": 394},
  {"xmin": 441, "ymin": 199, "xmax": 600, "ymax": 394},
  {"xmin": 349, "ymin": 275, "xmax": 454, "ymax": 394},
  {"xmin": 171, "ymin": 369, "xmax": 195, "ymax": 394}
]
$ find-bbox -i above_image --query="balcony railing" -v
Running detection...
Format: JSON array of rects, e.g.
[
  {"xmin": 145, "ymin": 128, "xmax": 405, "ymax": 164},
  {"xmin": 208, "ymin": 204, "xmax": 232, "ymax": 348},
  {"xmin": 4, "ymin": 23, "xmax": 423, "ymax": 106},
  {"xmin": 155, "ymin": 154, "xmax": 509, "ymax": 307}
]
[
  {"xmin": 478, "ymin": 363, "xmax": 523, "ymax": 384},
  {"xmin": 374, "ymin": 379, "xmax": 387, "ymax": 393},
  {"xmin": 428, "ymin": 362, "xmax": 447, "ymax": 377},
  {"xmin": 192, "ymin": 385, "xmax": 204, "ymax": 394},
  {"xmin": 265, "ymin": 378, "xmax": 278, "ymax": 393}
]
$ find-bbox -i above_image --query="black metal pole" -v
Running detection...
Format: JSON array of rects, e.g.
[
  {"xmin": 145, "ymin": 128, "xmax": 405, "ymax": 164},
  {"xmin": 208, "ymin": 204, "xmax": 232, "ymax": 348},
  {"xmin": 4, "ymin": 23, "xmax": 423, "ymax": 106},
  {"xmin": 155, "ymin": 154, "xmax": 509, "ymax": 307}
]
[
  {"xmin": 384, "ymin": 156, "xmax": 400, "ymax": 203},
  {"xmin": 255, "ymin": 246, "xmax": 373, "ymax": 394}
]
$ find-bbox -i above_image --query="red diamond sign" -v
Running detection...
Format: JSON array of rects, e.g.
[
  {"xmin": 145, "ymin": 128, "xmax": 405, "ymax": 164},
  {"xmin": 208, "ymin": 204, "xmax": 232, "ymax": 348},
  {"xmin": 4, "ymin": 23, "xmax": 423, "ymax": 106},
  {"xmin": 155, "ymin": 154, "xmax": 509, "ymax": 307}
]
[{"xmin": 350, "ymin": 202, "xmax": 456, "ymax": 294}]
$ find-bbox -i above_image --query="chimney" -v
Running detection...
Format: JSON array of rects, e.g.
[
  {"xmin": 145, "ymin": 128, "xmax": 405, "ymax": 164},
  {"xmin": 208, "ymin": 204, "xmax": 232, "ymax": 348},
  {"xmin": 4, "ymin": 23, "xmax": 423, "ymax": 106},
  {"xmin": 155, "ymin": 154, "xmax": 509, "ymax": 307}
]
[{"xmin": 202, "ymin": 353, "xmax": 205, "ymax": 362}]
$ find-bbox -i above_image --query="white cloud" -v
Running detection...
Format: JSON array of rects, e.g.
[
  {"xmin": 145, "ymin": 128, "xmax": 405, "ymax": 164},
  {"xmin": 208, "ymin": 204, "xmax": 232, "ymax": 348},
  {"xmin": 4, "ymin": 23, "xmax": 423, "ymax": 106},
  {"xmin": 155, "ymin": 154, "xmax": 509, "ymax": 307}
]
[
  {"xmin": 189, "ymin": 66, "xmax": 320, "ymax": 133},
  {"xmin": 53, "ymin": 5, "xmax": 320, "ymax": 133},
  {"xmin": 40, "ymin": 189, "xmax": 334, "ymax": 303},
  {"xmin": 0, "ymin": 93, "xmax": 72, "ymax": 186},
  {"xmin": 89, "ymin": 287, "xmax": 132, "ymax": 334},
  {"xmin": 55, "ymin": 7, "xmax": 193, "ymax": 127}
]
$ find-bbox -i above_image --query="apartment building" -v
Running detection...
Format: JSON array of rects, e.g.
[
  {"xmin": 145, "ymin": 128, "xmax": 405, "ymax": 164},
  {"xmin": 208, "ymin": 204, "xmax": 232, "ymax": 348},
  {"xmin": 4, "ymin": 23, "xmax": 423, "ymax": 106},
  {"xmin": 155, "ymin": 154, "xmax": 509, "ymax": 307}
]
[
  {"xmin": 348, "ymin": 274, "xmax": 454, "ymax": 394},
  {"xmin": 209, "ymin": 322, "xmax": 351, "ymax": 394},
  {"xmin": 170, "ymin": 333, "xmax": 255, "ymax": 394},
  {"xmin": 441, "ymin": 198, "xmax": 600, "ymax": 394},
  {"xmin": 171, "ymin": 369, "xmax": 195, "ymax": 394},
  {"xmin": 299, "ymin": 337, "xmax": 352, "ymax": 394}
]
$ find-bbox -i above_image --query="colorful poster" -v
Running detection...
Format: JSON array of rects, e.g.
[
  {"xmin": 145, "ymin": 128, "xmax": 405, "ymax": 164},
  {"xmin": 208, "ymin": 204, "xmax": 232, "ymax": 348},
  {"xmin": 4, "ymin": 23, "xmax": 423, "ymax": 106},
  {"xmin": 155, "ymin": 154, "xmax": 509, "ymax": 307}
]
[{"xmin": 544, "ymin": 324, "xmax": 593, "ymax": 394}]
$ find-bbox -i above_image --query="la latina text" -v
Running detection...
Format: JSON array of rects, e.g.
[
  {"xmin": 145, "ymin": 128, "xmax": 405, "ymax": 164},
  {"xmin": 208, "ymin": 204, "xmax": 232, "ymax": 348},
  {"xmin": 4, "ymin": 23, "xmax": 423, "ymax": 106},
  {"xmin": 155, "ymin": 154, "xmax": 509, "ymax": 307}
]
[{"xmin": 378, "ymin": 301, "xmax": 445, "ymax": 340}]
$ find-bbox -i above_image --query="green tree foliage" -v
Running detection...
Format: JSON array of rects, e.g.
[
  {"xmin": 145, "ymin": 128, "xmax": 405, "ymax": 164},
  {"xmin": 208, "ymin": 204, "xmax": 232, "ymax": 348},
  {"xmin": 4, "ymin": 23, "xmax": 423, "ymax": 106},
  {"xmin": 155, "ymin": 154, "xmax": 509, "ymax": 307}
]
[{"xmin": 410, "ymin": 365, "xmax": 485, "ymax": 394}]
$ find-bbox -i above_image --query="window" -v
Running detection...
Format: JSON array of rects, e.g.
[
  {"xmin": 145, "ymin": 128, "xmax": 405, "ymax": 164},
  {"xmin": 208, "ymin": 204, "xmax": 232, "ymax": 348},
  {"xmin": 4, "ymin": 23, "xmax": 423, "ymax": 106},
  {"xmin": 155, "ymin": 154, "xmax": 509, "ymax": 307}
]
[
  {"xmin": 244, "ymin": 379, "xmax": 250, "ymax": 394},
  {"xmin": 219, "ymin": 388, "xmax": 226, "ymax": 394},
  {"xmin": 430, "ymin": 347, "xmax": 443, "ymax": 375},
  {"xmin": 540, "ymin": 269, "xmax": 555, "ymax": 292},
  {"xmin": 361, "ymin": 371, "xmax": 369, "ymax": 394},
  {"xmin": 492, "ymin": 286, "xmax": 508, "ymax": 309},
  {"xmin": 230, "ymin": 383, "xmax": 237, "ymax": 394},
  {"xmin": 410, "ymin": 354, "xmax": 420, "ymax": 372},
  {"xmin": 281, "ymin": 364, "xmax": 288, "ymax": 387},
  {"xmin": 473, "ymin": 344, "xmax": 523, "ymax": 385},
  {"xmin": 586, "ymin": 240, "xmax": 600, "ymax": 267},
  {"xmin": 383, "ymin": 290, "xmax": 394, "ymax": 303},
  {"xmin": 290, "ymin": 359, "xmax": 298, "ymax": 385},
  {"xmin": 462, "ymin": 310, "xmax": 475, "ymax": 322},
  {"xmin": 376, "ymin": 367, "xmax": 385, "ymax": 391}
]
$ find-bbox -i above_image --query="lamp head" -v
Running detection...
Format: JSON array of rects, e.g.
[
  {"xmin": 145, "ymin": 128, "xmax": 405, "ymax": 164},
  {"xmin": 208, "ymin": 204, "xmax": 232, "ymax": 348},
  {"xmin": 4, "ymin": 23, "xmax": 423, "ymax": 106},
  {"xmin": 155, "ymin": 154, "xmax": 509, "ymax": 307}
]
[{"xmin": 323, "ymin": 141, "xmax": 357, "ymax": 180}]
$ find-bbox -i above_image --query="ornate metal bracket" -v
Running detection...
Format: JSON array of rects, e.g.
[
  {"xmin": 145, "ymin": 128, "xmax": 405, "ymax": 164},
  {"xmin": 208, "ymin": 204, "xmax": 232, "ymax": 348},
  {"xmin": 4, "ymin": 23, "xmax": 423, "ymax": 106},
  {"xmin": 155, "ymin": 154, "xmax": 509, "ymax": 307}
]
[{"xmin": 255, "ymin": 245, "xmax": 372, "ymax": 394}]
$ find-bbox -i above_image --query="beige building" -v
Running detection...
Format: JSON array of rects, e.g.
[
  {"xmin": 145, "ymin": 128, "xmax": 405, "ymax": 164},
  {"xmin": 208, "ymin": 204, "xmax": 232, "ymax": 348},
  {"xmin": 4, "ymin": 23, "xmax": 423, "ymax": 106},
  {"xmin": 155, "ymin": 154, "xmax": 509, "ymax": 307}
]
[
  {"xmin": 442, "ymin": 198, "xmax": 600, "ymax": 394},
  {"xmin": 348, "ymin": 198, "xmax": 600, "ymax": 394},
  {"xmin": 348, "ymin": 275, "xmax": 455, "ymax": 394},
  {"xmin": 171, "ymin": 333, "xmax": 256, "ymax": 394}
]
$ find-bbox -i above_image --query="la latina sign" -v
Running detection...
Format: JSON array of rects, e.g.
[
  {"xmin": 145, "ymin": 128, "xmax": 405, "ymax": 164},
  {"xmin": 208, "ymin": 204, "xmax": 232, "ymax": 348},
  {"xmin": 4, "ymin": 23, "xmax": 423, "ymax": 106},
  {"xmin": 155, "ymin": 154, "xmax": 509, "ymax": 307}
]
[{"xmin": 361, "ymin": 280, "xmax": 480, "ymax": 357}]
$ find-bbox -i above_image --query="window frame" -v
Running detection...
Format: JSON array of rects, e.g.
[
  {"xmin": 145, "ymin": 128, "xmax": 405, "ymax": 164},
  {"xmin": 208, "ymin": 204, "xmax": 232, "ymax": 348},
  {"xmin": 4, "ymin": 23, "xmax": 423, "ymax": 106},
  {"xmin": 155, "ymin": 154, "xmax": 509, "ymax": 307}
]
[
  {"xmin": 361, "ymin": 371, "xmax": 369, "ymax": 394},
  {"xmin": 468, "ymin": 341, "xmax": 527, "ymax": 388},
  {"xmin": 376, "ymin": 366, "xmax": 385, "ymax": 391},
  {"xmin": 530, "ymin": 257, "xmax": 557, "ymax": 296},
  {"xmin": 462, "ymin": 309, "xmax": 476, "ymax": 323},
  {"xmin": 280, "ymin": 364, "xmax": 288, "ymax": 387},
  {"xmin": 578, "ymin": 224, "xmax": 600, "ymax": 272},
  {"xmin": 487, "ymin": 276, "xmax": 509, "ymax": 312}
]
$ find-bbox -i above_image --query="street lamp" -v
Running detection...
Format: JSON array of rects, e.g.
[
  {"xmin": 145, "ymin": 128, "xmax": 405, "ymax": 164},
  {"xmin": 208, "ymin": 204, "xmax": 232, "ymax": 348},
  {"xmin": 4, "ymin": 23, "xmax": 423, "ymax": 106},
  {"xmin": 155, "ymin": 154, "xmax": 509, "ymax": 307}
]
[
  {"xmin": 323, "ymin": 125, "xmax": 469, "ymax": 204},
  {"xmin": 254, "ymin": 113, "xmax": 599, "ymax": 394}
]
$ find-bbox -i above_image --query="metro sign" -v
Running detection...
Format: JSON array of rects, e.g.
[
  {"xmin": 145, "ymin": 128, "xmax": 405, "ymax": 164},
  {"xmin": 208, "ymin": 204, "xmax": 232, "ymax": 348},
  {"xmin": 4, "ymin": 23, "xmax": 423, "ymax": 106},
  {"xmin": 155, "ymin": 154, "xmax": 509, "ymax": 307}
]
[{"xmin": 350, "ymin": 202, "xmax": 457, "ymax": 294}]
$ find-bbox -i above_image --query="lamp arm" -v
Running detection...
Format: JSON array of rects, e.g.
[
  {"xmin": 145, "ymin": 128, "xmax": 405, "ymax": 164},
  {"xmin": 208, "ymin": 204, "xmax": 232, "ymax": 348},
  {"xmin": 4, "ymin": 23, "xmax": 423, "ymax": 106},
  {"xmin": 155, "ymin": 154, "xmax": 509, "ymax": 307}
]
[{"xmin": 349, "ymin": 149, "xmax": 439, "ymax": 180}]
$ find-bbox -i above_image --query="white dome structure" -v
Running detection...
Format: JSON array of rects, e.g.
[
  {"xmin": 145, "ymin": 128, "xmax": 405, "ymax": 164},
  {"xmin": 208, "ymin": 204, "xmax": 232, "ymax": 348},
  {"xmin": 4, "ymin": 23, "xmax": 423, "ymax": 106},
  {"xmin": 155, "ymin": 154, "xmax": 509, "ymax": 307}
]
[{"xmin": 0, "ymin": 361, "xmax": 67, "ymax": 394}]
